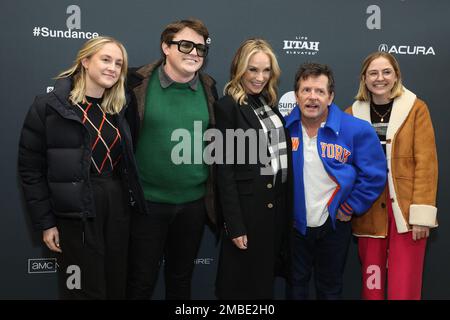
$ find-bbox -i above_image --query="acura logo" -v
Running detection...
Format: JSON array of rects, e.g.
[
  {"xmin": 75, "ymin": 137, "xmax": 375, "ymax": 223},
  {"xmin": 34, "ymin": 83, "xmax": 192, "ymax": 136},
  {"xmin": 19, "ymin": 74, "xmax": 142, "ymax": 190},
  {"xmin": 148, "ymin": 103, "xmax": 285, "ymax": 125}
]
[
  {"xmin": 378, "ymin": 44, "xmax": 389, "ymax": 52},
  {"xmin": 377, "ymin": 43, "xmax": 435, "ymax": 56}
]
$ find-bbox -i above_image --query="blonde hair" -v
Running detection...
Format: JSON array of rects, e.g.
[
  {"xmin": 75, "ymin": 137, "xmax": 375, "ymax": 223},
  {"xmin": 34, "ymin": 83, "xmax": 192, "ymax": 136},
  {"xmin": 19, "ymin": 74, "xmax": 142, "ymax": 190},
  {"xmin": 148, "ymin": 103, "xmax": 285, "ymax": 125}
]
[
  {"xmin": 224, "ymin": 38, "xmax": 280, "ymax": 106},
  {"xmin": 57, "ymin": 36, "xmax": 128, "ymax": 114},
  {"xmin": 355, "ymin": 51, "xmax": 404, "ymax": 102}
]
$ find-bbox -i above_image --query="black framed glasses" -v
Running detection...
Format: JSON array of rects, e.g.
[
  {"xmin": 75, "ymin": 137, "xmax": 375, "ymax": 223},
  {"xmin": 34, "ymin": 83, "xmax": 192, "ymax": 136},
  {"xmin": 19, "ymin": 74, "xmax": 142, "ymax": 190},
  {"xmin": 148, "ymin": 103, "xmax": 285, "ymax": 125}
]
[{"xmin": 168, "ymin": 40, "xmax": 209, "ymax": 57}]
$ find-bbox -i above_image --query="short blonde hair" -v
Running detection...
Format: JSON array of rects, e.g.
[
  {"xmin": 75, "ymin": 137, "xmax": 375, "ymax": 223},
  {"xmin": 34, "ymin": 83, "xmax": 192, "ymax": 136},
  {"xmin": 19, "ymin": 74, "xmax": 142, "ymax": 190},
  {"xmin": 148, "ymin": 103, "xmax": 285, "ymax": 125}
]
[
  {"xmin": 224, "ymin": 38, "xmax": 281, "ymax": 106},
  {"xmin": 355, "ymin": 51, "xmax": 404, "ymax": 102},
  {"xmin": 57, "ymin": 36, "xmax": 128, "ymax": 114}
]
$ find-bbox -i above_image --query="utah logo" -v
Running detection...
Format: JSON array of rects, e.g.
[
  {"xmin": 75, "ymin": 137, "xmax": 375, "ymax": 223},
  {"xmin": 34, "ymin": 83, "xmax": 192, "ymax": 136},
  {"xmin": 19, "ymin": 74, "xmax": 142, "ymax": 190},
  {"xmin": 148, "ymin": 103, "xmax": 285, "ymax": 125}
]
[{"xmin": 291, "ymin": 137, "xmax": 300, "ymax": 151}]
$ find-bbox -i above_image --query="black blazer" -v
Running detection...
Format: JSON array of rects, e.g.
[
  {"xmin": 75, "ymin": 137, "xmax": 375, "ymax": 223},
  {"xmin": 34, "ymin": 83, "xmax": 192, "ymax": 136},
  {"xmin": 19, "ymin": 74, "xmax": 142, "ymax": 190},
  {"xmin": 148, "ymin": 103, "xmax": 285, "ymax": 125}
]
[
  {"xmin": 214, "ymin": 94, "xmax": 294, "ymax": 292},
  {"xmin": 214, "ymin": 94, "xmax": 293, "ymax": 238}
]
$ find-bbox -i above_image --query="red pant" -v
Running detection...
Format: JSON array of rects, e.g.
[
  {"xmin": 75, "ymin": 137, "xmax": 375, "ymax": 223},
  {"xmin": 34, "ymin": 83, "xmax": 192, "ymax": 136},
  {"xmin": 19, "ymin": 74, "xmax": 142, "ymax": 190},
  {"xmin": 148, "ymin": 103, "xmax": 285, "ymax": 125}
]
[{"xmin": 358, "ymin": 192, "xmax": 427, "ymax": 300}]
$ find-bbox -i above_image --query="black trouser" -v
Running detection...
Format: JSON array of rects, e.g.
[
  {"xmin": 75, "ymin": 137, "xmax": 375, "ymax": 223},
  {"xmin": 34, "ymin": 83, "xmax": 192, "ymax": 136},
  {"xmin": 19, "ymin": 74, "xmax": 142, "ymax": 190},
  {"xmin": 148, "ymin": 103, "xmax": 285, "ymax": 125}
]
[
  {"xmin": 287, "ymin": 217, "xmax": 352, "ymax": 300},
  {"xmin": 127, "ymin": 198, "xmax": 206, "ymax": 300},
  {"xmin": 56, "ymin": 173, "xmax": 130, "ymax": 299}
]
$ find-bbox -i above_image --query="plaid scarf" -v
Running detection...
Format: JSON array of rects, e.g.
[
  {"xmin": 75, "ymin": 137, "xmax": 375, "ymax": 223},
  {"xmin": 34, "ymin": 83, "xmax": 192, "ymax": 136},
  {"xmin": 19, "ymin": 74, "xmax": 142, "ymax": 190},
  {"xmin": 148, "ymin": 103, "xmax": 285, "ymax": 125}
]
[{"xmin": 249, "ymin": 96, "xmax": 288, "ymax": 184}]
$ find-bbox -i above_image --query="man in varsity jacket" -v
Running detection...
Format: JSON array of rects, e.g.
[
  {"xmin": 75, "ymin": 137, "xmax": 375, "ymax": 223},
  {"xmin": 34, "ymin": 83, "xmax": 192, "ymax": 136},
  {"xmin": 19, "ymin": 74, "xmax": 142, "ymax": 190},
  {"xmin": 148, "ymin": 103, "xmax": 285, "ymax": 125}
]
[
  {"xmin": 126, "ymin": 18, "xmax": 218, "ymax": 300},
  {"xmin": 285, "ymin": 62, "xmax": 386, "ymax": 299}
]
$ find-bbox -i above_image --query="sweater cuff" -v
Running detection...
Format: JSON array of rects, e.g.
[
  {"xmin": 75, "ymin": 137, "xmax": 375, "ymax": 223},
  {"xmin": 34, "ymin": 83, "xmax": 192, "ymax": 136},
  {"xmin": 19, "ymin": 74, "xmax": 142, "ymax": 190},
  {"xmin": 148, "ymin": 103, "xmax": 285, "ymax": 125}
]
[
  {"xmin": 409, "ymin": 204, "xmax": 438, "ymax": 228},
  {"xmin": 339, "ymin": 202, "xmax": 354, "ymax": 216}
]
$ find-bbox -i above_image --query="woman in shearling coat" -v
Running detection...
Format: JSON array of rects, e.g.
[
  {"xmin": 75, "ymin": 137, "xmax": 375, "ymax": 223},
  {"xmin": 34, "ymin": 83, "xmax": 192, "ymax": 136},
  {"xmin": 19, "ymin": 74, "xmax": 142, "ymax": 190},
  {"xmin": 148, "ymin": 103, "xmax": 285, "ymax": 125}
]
[{"xmin": 347, "ymin": 51, "xmax": 438, "ymax": 300}]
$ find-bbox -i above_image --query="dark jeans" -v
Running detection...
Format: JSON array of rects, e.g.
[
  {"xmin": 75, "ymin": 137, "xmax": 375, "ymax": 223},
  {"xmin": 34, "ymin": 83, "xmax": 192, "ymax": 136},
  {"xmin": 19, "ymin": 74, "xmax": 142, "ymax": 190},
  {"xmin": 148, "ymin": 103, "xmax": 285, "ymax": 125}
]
[
  {"xmin": 127, "ymin": 198, "xmax": 206, "ymax": 300},
  {"xmin": 57, "ymin": 173, "xmax": 130, "ymax": 299},
  {"xmin": 287, "ymin": 217, "xmax": 351, "ymax": 300}
]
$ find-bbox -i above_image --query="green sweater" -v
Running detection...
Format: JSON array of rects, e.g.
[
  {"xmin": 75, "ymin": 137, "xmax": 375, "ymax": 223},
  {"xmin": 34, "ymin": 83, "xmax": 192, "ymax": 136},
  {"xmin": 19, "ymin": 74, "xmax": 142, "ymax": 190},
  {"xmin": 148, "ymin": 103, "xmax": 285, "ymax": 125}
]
[{"xmin": 135, "ymin": 71, "xmax": 209, "ymax": 204}]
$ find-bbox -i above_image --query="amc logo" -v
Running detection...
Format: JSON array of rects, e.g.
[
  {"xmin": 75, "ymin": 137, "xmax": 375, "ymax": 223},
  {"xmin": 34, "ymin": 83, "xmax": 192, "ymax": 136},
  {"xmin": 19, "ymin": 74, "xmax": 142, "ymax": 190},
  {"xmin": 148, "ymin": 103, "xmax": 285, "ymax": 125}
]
[{"xmin": 28, "ymin": 258, "xmax": 58, "ymax": 274}]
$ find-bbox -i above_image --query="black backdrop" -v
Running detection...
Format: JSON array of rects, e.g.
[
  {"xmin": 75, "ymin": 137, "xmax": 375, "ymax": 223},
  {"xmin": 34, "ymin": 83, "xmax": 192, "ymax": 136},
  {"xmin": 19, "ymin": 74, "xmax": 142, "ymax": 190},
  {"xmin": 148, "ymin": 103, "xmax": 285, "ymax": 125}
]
[{"xmin": 1, "ymin": 0, "xmax": 449, "ymax": 299}]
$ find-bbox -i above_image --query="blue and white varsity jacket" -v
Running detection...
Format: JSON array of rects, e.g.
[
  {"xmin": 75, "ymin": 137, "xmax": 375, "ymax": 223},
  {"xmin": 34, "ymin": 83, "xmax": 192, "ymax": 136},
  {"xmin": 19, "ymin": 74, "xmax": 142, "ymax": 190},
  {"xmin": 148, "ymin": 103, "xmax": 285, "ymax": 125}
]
[{"xmin": 285, "ymin": 103, "xmax": 387, "ymax": 235}]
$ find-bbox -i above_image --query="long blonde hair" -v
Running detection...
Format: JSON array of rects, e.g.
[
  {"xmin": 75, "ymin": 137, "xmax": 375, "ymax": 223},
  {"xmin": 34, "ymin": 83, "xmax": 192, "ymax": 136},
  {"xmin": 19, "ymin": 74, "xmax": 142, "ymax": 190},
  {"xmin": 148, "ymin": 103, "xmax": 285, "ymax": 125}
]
[
  {"xmin": 57, "ymin": 36, "xmax": 128, "ymax": 114},
  {"xmin": 224, "ymin": 38, "xmax": 280, "ymax": 106},
  {"xmin": 355, "ymin": 51, "xmax": 403, "ymax": 102}
]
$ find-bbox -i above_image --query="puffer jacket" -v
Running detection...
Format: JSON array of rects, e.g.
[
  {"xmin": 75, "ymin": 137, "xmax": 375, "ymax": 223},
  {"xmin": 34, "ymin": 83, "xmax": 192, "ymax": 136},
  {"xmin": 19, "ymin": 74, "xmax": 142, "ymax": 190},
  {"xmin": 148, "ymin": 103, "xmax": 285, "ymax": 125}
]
[{"xmin": 18, "ymin": 77, "xmax": 145, "ymax": 230}]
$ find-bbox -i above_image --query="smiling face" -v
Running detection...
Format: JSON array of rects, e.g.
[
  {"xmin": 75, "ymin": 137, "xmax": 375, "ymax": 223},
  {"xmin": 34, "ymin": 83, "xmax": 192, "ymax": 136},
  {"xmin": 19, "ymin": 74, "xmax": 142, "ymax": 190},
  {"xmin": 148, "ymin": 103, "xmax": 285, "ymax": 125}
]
[
  {"xmin": 162, "ymin": 27, "xmax": 205, "ymax": 82},
  {"xmin": 241, "ymin": 51, "xmax": 271, "ymax": 95},
  {"xmin": 295, "ymin": 74, "xmax": 334, "ymax": 124},
  {"xmin": 364, "ymin": 56, "xmax": 398, "ymax": 104},
  {"xmin": 82, "ymin": 42, "xmax": 123, "ymax": 97}
]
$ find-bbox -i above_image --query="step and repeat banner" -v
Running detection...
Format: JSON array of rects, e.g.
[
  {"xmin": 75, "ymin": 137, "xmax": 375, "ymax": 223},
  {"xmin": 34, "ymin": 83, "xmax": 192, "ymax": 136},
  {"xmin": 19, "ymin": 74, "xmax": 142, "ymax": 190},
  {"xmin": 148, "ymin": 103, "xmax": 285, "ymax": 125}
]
[{"xmin": 1, "ymin": 0, "xmax": 449, "ymax": 299}]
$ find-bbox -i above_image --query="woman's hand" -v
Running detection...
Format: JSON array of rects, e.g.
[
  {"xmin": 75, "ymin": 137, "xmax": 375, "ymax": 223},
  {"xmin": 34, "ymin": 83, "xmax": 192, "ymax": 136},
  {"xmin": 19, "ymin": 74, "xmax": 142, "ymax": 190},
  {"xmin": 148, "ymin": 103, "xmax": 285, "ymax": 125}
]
[
  {"xmin": 232, "ymin": 235, "xmax": 248, "ymax": 250},
  {"xmin": 43, "ymin": 227, "xmax": 62, "ymax": 253},
  {"xmin": 412, "ymin": 225, "xmax": 430, "ymax": 241}
]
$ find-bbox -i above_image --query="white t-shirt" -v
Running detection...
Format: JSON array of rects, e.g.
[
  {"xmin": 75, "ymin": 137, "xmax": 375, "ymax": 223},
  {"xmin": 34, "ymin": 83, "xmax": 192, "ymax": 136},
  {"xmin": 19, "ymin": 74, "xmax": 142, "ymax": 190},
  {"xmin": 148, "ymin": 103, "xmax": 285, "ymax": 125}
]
[{"xmin": 302, "ymin": 124, "xmax": 337, "ymax": 227}]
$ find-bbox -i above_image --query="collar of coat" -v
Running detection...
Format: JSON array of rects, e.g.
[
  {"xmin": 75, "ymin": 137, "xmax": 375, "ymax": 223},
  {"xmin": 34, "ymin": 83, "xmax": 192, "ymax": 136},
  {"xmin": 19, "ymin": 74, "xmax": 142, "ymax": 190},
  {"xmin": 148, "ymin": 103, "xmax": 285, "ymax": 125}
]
[
  {"xmin": 351, "ymin": 87, "xmax": 416, "ymax": 140},
  {"xmin": 285, "ymin": 102, "xmax": 342, "ymax": 136},
  {"xmin": 47, "ymin": 77, "xmax": 129, "ymax": 120},
  {"xmin": 127, "ymin": 59, "xmax": 216, "ymax": 90}
]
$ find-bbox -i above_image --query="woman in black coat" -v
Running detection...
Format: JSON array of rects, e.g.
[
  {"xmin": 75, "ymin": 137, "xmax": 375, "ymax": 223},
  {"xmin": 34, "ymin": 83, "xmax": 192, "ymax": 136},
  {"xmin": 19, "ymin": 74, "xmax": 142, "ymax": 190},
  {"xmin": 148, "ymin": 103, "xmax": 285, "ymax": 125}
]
[
  {"xmin": 18, "ymin": 36, "xmax": 144, "ymax": 299},
  {"xmin": 215, "ymin": 39, "xmax": 292, "ymax": 299}
]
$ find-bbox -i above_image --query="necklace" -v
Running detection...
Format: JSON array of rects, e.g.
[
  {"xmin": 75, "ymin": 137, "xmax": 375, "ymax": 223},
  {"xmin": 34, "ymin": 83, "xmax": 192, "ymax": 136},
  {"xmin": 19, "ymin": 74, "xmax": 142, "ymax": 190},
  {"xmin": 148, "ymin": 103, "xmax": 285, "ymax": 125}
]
[{"xmin": 371, "ymin": 104, "xmax": 392, "ymax": 122}]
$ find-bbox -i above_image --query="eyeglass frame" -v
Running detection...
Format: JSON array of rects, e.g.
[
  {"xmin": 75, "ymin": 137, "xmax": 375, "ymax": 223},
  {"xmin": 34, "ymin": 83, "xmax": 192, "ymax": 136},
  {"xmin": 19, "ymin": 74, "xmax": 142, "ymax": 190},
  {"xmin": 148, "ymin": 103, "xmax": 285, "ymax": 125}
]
[{"xmin": 167, "ymin": 40, "xmax": 209, "ymax": 57}]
